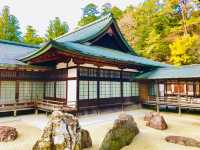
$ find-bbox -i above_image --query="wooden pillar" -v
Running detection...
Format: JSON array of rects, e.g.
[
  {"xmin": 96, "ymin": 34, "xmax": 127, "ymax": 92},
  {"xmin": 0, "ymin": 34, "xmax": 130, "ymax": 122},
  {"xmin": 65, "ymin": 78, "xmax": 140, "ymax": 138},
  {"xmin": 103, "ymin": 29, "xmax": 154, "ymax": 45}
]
[
  {"xmin": 35, "ymin": 109, "xmax": 38, "ymax": 115},
  {"xmin": 178, "ymin": 81, "xmax": 181, "ymax": 116},
  {"xmin": 97, "ymin": 66, "xmax": 100, "ymax": 114},
  {"xmin": 76, "ymin": 65, "xmax": 80, "ymax": 115},
  {"xmin": 120, "ymin": 69, "xmax": 124, "ymax": 111},
  {"xmin": 54, "ymin": 81, "xmax": 56, "ymax": 100},
  {"xmin": 156, "ymin": 81, "xmax": 160, "ymax": 113},
  {"xmin": 178, "ymin": 93, "xmax": 181, "ymax": 116},
  {"xmin": 15, "ymin": 80, "xmax": 19, "ymax": 103},
  {"xmin": 43, "ymin": 82, "xmax": 46, "ymax": 99}
]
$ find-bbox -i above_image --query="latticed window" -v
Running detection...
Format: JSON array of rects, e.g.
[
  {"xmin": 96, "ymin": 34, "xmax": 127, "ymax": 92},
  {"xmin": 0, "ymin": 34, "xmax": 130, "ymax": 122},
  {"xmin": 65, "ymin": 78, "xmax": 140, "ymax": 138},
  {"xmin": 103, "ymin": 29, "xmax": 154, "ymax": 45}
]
[
  {"xmin": 110, "ymin": 71, "xmax": 120, "ymax": 78},
  {"xmin": 122, "ymin": 72, "xmax": 132, "ymax": 79},
  {"xmin": 19, "ymin": 81, "xmax": 32, "ymax": 101},
  {"xmin": 89, "ymin": 81, "xmax": 97, "ymax": 99},
  {"xmin": 111, "ymin": 82, "xmax": 121, "ymax": 97},
  {"xmin": 32, "ymin": 82, "xmax": 44, "ymax": 100},
  {"xmin": 100, "ymin": 81, "xmax": 111, "ymax": 98},
  {"xmin": 0, "ymin": 81, "xmax": 16, "ymax": 104},
  {"xmin": 79, "ymin": 81, "xmax": 88, "ymax": 100},
  {"xmin": 123, "ymin": 82, "xmax": 132, "ymax": 97},
  {"xmin": 45, "ymin": 81, "xmax": 55, "ymax": 98},
  {"xmin": 88, "ymin": 68, "xmax": 97, "ymax": 77},
  {"xmin": 131, "ymin": 82, "xmax": 139, "ymax": 96},
  {"xmin": 100, "ymin": 70, "xmax": 110, "ymax": 78},
  {"xmin": 56, "ymin": 81, "xmax": 66, "ymax": 99},
  {"xmin": 80, "ymin": 68, "xmax": 88, "ymax": 77},
  {"xmin": 79, "ymin": 80, "xmax": 97, "ymax": 100},
  {"xmin": 149, "ymin": 83, "xmax": 156, "ymax": 96},
  {"xmin": 0, "ymin": 71, "xmax": 17, "ymax": 79}
]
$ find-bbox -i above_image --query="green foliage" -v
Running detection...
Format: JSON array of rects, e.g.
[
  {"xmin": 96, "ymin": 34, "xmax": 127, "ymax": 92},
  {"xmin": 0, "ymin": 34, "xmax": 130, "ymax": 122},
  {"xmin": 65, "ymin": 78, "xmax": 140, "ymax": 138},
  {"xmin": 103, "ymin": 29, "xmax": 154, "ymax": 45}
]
[
  {"xmin": 169, "ymin": 35, "xmax": 198, "ymax": 65},
  {"xmin": 46, "ymin": 17, "xmax": 69, "ymax": 39},
  {"xmin": 78, "ymin": 15, "xmax": 99, "ymax": 27},
  {"xmin": 82, "ymin": 3, "xmax": 99, "ymax": 17},
  {"xmin": 111, "ymin": 7, "xmax": 123, "ymax": 20},
  {"xmin": 78, "ymin": 3, "xmax": 100, "ymax": 26},
  {"xmin": 78, "ymin": 3, "xmax": 123, "ymax": 27},
  {"xmin": 0, "ymin": 6, "xmax": 21, "ymax": 42},
  {"xmin": 23, "ymin": 25, "xmax": 44, "ymax": 44},
  {"xmin": 118, "ymin": 0, "xmax": 200, "ymax": 65}
]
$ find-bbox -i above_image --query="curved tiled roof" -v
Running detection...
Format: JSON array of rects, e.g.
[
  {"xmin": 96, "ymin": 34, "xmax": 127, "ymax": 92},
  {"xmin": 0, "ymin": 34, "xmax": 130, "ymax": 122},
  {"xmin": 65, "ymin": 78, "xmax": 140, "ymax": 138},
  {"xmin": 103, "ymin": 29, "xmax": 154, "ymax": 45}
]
[
  {"xmin": 20, "ymin": 40, "xmax": 170, "ymax": 68},
  {"xmin": 0, "ymin": 40, "xmax": 39, "ymax": 65},
  {"xmin": 55, "ymin": 14, "xmax": 135, "ymax": 54},
  {"xmin": 136, "ymin": 64, "xmax": 200, "ymax": 79}
]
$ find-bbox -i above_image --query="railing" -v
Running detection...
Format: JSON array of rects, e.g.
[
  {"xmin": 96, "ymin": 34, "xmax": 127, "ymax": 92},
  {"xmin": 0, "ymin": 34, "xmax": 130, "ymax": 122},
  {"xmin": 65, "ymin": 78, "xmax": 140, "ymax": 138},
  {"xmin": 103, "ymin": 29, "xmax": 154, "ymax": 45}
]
[
  {"xmin": 145, "ymin": 96, "xmax": 200, "ymax": 108},
  {"xmin": 0, "ymin": 99, "xmax": 77, "ymax": 114}
]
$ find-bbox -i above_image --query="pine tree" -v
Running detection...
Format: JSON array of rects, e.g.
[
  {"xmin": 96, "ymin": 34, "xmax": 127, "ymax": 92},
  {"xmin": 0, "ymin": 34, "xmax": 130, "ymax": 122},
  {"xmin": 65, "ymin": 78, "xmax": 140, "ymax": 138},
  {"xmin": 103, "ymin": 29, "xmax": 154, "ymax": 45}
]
[{"xmin": 78, "ymin": 3, "xmax": 99, "ymax": 26}]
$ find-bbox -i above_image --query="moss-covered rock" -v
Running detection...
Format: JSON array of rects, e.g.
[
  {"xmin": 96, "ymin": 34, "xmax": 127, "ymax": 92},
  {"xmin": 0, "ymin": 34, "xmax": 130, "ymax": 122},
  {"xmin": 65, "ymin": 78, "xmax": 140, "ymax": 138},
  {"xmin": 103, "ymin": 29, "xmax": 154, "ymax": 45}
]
[
  {"xmin": 100, "ymin": 113, "xmax": 139, "ymax": 150},
  {"xmin": 81, "ymin": 129, "xmax": 92, "ymax": 149}
]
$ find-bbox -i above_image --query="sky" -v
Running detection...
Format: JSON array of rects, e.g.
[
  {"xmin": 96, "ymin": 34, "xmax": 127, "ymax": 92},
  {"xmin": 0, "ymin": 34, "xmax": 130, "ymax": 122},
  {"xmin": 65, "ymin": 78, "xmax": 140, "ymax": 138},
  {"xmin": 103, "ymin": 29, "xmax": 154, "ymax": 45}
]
[{"xmin": 0, "ymin": 0, "xmax": 143, "ymax": 36}]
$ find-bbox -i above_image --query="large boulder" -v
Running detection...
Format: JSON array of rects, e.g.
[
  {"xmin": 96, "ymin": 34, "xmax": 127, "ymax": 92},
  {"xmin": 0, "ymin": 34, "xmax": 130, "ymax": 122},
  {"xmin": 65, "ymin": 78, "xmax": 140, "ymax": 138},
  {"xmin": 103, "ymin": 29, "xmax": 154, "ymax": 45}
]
[
  {"xmin": 0, "ymin": 126, "xmax": 18, "ymax": 142},
  {"xmin": 144, "ymin": 112, "xmax": 167, "ymax": 130},
  {"xmin": 144, "ymin": 112, "xmax": 159, "ymax": 122},
  {"xmin": 81, "ymin": 129, "xmax": 92, "ymax": 149},
  {"xmin": 165, "ymin": 136, "xmax": 200, "ymax": 148},
  {"xmin": 33, "ymin": 111, "xmax": 92, "ymax": 150},
  {"xmin": 100, "ymin": 113, "xmax": 139, "ymax": 150}
]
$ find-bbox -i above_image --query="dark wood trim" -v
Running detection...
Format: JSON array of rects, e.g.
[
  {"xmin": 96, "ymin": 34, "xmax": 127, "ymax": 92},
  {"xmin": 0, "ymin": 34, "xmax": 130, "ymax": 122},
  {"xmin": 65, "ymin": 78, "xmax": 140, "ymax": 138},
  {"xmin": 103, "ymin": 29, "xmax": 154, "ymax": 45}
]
[
  {"xmin": 15, "ymin": 80, "xmax": 19, "ymax": 102},
  {"xmin": 76, "ymin": 64, "xmax": 80, "ymax": 112},
  {"xmin": 54, "ymin": 81, "xmax": 56, "ymax": 99},
  {"xmin": 97, "ymin": 67, "xmax": 100, "ymax": 110}
]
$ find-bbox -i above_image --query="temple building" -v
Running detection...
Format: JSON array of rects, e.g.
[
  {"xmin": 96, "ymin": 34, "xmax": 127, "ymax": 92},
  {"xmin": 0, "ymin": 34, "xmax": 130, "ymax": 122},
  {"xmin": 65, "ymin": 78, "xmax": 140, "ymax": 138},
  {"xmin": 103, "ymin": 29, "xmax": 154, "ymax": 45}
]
[{"xmin": 0, "ymin": 14, "xmax": 199, "ymax": 115}]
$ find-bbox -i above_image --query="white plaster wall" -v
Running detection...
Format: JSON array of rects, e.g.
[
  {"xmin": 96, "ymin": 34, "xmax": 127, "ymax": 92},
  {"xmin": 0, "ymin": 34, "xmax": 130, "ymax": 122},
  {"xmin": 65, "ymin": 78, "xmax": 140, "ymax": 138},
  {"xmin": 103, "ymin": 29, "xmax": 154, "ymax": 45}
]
[
  {"xmin": 56, "ymin": 62, "xmax": 67, "ymax": 69},
  {"xmin": 68, "ymin": 68, "xmax": 77, "ymax": 78},
  {"xmin": 123, "ymin": 68, "xmax": 138, "ymax": 72},
  {"xmin": 68, "ymin": 59, "xmax": 76, "ymax": 67},
  {"xmin": 100, "ymin": 66, "xmax": 120, "ymax": 70},
  {"xmin": 80, "ymin": 63, "xmax": 98, "ymax": 68},
  {"xmin": 67, "ymin": 80, "xmax": 77, "ymax": 108}
]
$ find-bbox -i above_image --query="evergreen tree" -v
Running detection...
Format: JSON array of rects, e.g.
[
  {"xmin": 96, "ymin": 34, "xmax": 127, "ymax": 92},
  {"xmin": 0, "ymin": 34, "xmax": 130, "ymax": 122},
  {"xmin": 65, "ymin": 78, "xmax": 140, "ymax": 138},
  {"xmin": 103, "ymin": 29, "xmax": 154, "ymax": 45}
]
[
  {"xmin": 46, "ymin": 17, "xmax": 69, "ymax": 39},
  {"xmin": 23, "ymin": 25, "xmax": 44, "ymax": 44},
  {"xmin": 101, "ymin": 3, "xmax": 112, "ymax": 16},
  {"xmin": 0, "ymin": 6, "xmax": 21, "ymax": 42},
  {"xmin": 78, "ymin": 3, "xmax": 99, "ymax": 26}
]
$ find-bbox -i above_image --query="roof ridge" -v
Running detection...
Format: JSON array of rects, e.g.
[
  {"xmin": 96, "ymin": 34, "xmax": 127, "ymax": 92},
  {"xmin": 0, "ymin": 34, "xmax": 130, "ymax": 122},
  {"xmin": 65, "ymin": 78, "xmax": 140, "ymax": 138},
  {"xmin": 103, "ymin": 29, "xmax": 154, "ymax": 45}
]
[
  {"xmin": 55, "ymin": 13, "xmax": 112, "ymax": 41},
  {"xmin": 0, "ymin": 39, "xmax": 40, "ymax": 48}
]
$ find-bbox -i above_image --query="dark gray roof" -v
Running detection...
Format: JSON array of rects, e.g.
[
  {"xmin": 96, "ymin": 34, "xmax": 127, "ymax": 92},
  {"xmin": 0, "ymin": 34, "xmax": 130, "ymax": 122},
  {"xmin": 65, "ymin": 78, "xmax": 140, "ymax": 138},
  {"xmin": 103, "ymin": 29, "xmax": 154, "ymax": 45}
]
[{"xmin": 0, "ymin": 40, "xmax": 39, "ymax": 65}]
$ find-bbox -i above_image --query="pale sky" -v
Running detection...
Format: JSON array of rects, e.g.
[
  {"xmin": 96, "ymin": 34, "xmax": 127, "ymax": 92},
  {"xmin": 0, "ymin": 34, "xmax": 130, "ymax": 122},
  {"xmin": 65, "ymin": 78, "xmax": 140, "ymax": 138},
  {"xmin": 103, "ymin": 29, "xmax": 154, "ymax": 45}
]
[{"xmin": 0, "ymin": 0, "xmax": 143, "ymax": 36}]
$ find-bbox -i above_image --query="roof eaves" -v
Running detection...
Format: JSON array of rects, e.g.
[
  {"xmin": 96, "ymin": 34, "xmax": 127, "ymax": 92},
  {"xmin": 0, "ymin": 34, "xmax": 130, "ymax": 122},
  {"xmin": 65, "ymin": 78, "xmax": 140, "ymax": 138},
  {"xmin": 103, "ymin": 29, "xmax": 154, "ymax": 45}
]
[
  {"xmin": 52, "ymin": 42, "xmax": 169, "ymax": 68},
  {"xmin": 19, "ymin": 40, "xmax": 53, "ymax": 62}
]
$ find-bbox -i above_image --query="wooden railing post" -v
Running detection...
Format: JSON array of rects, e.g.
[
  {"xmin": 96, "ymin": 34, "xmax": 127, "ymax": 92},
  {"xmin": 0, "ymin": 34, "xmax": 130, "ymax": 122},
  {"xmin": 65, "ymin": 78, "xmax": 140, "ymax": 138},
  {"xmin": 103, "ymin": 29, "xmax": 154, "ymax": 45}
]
[{"xmin": 178, "ymin": 94, "xmax": 181, "ymax": 116}]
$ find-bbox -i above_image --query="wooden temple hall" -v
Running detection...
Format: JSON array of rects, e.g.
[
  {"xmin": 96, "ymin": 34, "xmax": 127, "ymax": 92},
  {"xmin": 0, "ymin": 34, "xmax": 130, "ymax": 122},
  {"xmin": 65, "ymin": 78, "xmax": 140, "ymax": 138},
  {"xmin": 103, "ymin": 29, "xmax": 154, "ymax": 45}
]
[{"xmin": 0, "ymin": 14, "xmax": 200, "ymax": 116}]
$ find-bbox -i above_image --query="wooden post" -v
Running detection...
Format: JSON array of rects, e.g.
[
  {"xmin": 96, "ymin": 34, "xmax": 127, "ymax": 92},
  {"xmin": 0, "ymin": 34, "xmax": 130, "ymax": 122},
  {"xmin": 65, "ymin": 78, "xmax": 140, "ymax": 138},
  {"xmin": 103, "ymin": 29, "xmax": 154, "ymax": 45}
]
[
  {"xmin": 13, "ymin": 110, "xmax": 17, "ymax": 117},
  {"xmin": 178, "ymin": 81, "xmax": 181, "ymax": 116},
  {"xmin": 35, "ymin": 109, "xmax": 38, "ymax": 115},
  {"xmin": 97, "ymin": 66, "xmax": 100, "ymax": 115},
  {"xmin": 156, "ymin": 81, "xmax": 160, "ymax": 113},
  {"xmin": 178, "ymin": 94, "xmax": 181, "ymax": 116},
  {"xmin": 120, "ymin": 69, "xmax": 124, "ymax": 112}
]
